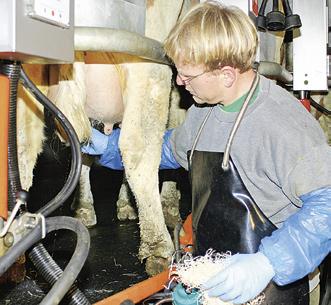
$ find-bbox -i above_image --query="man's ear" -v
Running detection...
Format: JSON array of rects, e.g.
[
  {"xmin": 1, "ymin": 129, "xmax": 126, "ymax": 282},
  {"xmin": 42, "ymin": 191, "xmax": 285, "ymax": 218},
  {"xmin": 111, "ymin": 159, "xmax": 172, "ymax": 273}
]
[{"xmin": 219, "ymin": 66, "xmax": 236, "ymax": 87}]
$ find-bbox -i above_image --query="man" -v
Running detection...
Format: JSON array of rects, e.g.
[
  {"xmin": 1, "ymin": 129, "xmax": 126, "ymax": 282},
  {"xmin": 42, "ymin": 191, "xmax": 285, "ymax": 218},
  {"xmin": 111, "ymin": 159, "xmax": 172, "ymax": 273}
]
[{"xmin": 83, "ymin": 1, "xmax": 331, "ymax": 304}]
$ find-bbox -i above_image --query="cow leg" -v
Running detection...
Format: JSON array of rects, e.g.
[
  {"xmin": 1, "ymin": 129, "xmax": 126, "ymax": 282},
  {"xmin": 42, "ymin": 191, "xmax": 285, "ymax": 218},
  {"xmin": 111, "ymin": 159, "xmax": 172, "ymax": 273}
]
[
  {"xmin": 160, "ymin": 181, "xmax": 181, "ymax": 229},
  {"xmin": 120, "ymin": 63, "xmax": 174, "ymax": 275},
  {"xmin": 116, "ymin": 177, "xmax": 137, "ymax": 221},
  {"xmin": 72, "ymin": 155, "xmax": 97, "ymax": 228},
  {"xmin": 160, "ymin": 85, "xmax": 187, "ymax": 229}
]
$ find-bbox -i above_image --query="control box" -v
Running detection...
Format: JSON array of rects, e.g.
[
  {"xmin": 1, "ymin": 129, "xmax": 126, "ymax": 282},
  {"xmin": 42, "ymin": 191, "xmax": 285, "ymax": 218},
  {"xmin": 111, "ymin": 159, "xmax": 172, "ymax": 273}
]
[
  {"xmin": 293, "ymin": 0, "xmax": 328, "ymax": 91},
  {"xmin": 0, "ymin": 0, "xmax": 74, "ymax": 63}
]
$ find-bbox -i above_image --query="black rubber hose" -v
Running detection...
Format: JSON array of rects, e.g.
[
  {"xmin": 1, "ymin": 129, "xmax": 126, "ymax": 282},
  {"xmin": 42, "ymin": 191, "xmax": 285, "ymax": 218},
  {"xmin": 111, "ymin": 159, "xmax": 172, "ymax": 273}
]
[
  {"xmin": 39, "ymin": 217, "xmax": 90, "ymax": 305},
  {"xmin": 258, "ymin": 0, "xmax": 268, "ymax": 16},
  {"xmin": 19, "ymin": 64, "xmax": 87, "ymax": 304},
  {"xmin": 29, "ymin": 243, "xmax": 90, "ymax": 305},
  {"xmin": 19, "ymin": 68, "xmax": 82, "ymax": 217},
  {"xmin": 310, "ymin": 98, "xmax": 331, "ymax": 116},
  {"xmin": 0, "ymin": 216, "xmax": 90, "ymax": 304},
  {"xmin": 281, "ymin": 0, "xmax": 293, "ymax": 16},
  {"xmin": 0, "ymin": 62, "xmax": 22, "ymax": 210}
]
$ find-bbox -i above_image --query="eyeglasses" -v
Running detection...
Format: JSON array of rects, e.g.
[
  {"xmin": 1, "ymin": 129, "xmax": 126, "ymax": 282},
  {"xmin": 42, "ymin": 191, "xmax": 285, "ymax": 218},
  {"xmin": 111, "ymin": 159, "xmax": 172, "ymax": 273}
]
[{"xmin": 177, "ymin": 70, "xmax": 207, "ymax": 86}]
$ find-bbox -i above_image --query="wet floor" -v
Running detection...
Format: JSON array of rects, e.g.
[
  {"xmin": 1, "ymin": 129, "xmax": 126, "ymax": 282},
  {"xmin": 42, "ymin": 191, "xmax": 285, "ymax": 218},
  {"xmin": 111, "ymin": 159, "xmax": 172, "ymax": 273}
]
[
  {"xmin": 0, "ymin": 121, "xmax": 192, "ymax": 305},
  {"xmin": 0, "ymin": 134, "xmax": 149, "ymax": 305},
  {"xmin": 0, "ymin": 220, "xmax": 148, "ymax": 305}
]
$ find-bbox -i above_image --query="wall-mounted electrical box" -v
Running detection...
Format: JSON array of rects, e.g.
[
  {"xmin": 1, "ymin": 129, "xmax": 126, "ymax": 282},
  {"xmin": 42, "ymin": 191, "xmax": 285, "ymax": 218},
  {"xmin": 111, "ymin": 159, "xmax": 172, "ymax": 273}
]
[
  {"xmin": 0, "ymin": 0, "xmax": 74, "ymax": 63},
  {"xmin": 293, "ymin": 0, "xmax": 328, "ymax": 91}
]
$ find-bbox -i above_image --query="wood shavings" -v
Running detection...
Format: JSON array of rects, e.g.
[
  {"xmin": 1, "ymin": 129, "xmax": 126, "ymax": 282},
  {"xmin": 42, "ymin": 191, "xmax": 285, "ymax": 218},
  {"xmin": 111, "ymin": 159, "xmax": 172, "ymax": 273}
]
[{"xmin": 171, "ymin": 249, "xmax": 265, "ymax": 305}]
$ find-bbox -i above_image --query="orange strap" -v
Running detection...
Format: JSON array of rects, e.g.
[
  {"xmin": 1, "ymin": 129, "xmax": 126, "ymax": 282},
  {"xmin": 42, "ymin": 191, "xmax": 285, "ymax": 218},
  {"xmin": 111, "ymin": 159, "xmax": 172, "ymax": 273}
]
[
  {"xmin": 0, "ymin": 75, "xmax": 9, "ymax": 220},
  {"xmin": 94, "ymin": 269, "xmax": 170, "ymax": 305}
]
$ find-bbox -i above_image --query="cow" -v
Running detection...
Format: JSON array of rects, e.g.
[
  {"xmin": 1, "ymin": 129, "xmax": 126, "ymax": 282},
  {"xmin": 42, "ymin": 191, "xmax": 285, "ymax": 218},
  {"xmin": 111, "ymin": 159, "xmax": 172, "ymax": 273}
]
[{"xmin": 17, "ymin": 0, "xmax": 198, "ymax": 276}]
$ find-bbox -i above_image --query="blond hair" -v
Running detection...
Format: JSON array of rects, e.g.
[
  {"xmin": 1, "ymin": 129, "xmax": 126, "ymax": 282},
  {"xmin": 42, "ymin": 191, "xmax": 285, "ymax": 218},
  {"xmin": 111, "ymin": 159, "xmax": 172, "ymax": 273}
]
[{"xmin": 164, "ymin": 1, "xmax": 258, "ymax": 72}]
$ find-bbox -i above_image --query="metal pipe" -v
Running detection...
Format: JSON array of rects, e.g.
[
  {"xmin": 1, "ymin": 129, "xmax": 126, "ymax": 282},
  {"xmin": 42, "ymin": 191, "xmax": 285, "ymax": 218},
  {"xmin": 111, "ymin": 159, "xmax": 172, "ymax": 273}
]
[
  {"xmin": 257, "ymin": 61, "xmax": 293, "ymax": 84},
  {"xmin": 74, "ymin": 27, "xmax": 170, "ymax": 65}
]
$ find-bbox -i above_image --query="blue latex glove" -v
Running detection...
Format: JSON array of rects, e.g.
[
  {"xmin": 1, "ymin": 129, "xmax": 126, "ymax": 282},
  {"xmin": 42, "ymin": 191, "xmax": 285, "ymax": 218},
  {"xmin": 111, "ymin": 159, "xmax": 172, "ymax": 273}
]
[
  {"xmin": 81, "ymin": 128, "xmax": 110, "ymax": 155},
  {"xmin": 201, "ymin": 252, "xmax": 275, "ymax": 304},
  {"xmin": 260, "ymin": 186, "xmax": 331, "ymax": 285},
  {"xmin": 98, "ymin": 128, "xmax": 123, "ymax": 170},
  {"xmin": 81, "ymin": 128, "xmax": 123, "ymax": 170},
  {"xmin": 160, "ymin": 129, "xmax": 181, "ymax": 169}
]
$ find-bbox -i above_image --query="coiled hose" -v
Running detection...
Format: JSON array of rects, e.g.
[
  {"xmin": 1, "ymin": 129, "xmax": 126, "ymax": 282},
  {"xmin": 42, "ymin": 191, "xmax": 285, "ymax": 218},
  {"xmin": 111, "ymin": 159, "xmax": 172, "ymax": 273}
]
[
  {"xmin": 29, "ymin": 243, "xmax": 90, "ymax": 305},
  {"xmin": 0, "ymin": 62, "xmax": 22, "ymax": 210}
]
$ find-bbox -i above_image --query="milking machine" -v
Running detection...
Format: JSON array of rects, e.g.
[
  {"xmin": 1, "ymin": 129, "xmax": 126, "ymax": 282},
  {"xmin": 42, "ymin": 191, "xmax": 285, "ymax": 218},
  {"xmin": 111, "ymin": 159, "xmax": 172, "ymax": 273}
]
[{"xmin": 0, "ymin": 1, "xmax": 92, "ymax": 304}]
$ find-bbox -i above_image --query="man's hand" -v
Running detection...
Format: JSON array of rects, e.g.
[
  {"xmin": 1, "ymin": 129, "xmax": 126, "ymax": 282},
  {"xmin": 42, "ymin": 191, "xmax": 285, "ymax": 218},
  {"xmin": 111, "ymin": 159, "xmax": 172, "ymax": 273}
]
[{"xmin": 201, "ymin": 252, "xmax": 275, "ymax": 304}]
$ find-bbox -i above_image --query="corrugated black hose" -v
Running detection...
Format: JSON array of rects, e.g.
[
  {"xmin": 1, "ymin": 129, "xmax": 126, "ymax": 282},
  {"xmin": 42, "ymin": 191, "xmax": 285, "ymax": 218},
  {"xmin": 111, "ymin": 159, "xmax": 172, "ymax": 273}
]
[
  {"xmin": 0, "ymin": 62, "xmax": 22, "ymax": 210},
  {"xmin": 0, "ymin": 216, "xmax": 90, "ymax": 305},
  {"xmin": 29, "ymin": 243, "xmax": 90, "ymax": 305},
  {"xmin": 310, "ymin": 98, "xmax": 331, "ymax": 116}
]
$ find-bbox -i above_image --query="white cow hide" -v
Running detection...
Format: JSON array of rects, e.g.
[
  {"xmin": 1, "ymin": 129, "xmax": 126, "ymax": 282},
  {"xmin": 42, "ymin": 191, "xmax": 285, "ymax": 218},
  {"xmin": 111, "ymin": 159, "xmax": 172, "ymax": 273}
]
[{"xmin": 17, "ymin": 0, "xmax": 199, "ymax": 276}]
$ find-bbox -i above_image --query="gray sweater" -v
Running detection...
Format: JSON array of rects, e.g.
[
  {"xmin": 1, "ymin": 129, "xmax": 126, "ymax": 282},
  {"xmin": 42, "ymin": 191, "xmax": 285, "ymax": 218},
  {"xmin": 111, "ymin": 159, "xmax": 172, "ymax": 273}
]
[{"xmin": 170, "ymin": 75, "xmax": 331, "ymax": 226}]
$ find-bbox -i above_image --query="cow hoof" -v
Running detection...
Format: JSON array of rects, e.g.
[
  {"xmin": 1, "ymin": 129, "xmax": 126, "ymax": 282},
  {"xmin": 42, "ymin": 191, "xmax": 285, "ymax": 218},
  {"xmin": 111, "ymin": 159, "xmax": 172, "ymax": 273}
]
[
  {"xmin": 75, "ymin": 208, "xmax": 97, "ymax": 228},
  {"xmin": 145, "ymin": 256, "xmax": 170, "ymax": 276},
  {"xmin": 117, "ymin": 202, "xmax": 137, "ymax": 221},
  {"xmin": 162, "ymin": 211, "xmax": 181, "ymax": 229}
]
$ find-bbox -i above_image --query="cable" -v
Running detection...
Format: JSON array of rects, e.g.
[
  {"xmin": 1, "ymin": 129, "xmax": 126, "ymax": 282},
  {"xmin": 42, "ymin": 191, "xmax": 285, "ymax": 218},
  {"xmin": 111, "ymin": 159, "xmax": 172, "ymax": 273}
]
[
  {"xmin": 282, "ymin": 0, "xmax": 292, "ymax": 16},
  {"xmin": 310, "ymin": 98, "xmax": 331, "ymax": 116}
]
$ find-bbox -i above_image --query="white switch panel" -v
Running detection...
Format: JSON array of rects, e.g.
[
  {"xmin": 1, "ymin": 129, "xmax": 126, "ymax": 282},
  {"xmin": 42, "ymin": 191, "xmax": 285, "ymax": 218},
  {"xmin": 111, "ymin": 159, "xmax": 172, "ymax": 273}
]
[{"xmin": 26, "ymin": 0, "xmax": 70, "ymax": 28}]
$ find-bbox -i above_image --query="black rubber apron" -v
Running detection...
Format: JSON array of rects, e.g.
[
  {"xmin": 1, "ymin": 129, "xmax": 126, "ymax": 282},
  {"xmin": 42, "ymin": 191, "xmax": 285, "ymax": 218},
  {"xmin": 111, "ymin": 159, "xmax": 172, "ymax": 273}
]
[{"xmin": 188, "ymin": 74, "xmax": 309, "ymax": 304}]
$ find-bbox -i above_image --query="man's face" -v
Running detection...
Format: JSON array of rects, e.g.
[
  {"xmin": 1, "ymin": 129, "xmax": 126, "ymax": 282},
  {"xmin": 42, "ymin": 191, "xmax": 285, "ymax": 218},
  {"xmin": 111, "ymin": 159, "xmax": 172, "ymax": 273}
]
[{"xmin": 175, "ymin": 62, "xmax": 224, "ymax": 105}]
